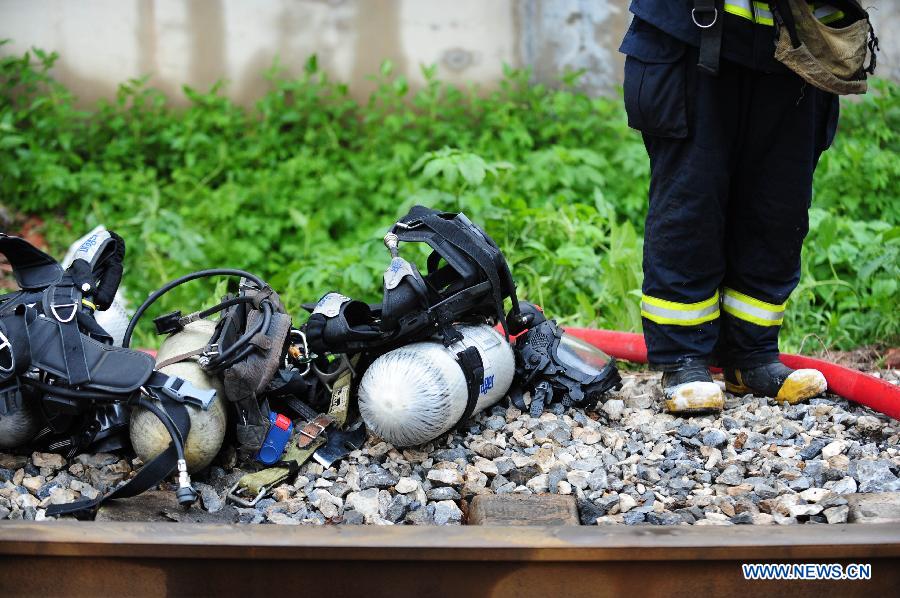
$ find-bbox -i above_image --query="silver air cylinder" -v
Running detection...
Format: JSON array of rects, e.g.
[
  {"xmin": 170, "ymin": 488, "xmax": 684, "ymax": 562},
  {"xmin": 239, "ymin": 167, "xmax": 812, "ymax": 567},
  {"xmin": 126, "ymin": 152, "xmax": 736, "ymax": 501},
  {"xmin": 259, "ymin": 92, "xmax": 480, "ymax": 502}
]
[
  {"xmin": 357, "ymin": 324, "xmax": 514, "ymax": 447},
  {"xmin": 130, "ymin": 320, "xmax": 227, "ymax": 473}
]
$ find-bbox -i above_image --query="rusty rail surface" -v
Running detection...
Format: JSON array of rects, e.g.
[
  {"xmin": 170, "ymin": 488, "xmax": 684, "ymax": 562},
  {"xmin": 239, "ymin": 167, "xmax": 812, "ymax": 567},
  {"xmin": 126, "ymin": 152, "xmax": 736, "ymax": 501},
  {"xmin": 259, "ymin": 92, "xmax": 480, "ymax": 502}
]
[{"xmin": 1, "ymin": 522, "xmax": 899, "ymax": 597}]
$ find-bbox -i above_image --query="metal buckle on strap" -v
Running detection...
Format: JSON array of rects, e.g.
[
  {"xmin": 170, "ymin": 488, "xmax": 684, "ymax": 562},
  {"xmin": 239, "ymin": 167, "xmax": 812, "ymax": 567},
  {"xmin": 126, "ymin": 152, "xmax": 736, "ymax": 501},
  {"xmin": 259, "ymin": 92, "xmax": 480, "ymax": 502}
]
[
  {"xmin": 197, "ymin": 343, "xmax": 219, "ymax": 368},
  {"xmin": 393, "ymin": 219, "xmax": 423, "ymax": 230},
  {"xmin": 692, "ymin": 7, "xmax": 718, "ymax": 28},
  {"xmin": 156, "ymin": 376, "xmax": 216, "ymax": 410},
  {"xmin": 0, "ymin": 330, "xmax": 13, "ymax": 374},
  {"xmin": 296, "ymin": 414, "xmax": 335, "ymax": 448},
  {"xmin": 298, "ymin": 421, "xmax": 326, "ymax": 440},
  {"xmin": 226, "ymin": 481, "xmax": 267, "ymax": 508},
  {"xmin": 50, "ymin": 302, "xmax": 78, "ymax": 323}
]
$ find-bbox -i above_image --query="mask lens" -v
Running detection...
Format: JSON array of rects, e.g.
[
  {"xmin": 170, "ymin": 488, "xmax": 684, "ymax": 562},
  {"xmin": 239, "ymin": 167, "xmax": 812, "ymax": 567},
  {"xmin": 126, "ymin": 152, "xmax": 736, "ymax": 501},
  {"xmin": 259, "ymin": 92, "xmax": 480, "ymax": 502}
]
[{"xmin": 555, "ymin": 333, "xmax": 611, "ymax": 377}]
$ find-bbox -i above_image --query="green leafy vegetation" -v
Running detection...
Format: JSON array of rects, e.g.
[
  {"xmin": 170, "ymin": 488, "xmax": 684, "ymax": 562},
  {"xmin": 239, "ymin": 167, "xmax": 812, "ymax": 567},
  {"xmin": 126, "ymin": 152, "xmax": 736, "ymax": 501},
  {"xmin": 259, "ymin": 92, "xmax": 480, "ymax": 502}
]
[{"xmin": 1, "ymin": 47, "xmax": 897, "ymax": 351}]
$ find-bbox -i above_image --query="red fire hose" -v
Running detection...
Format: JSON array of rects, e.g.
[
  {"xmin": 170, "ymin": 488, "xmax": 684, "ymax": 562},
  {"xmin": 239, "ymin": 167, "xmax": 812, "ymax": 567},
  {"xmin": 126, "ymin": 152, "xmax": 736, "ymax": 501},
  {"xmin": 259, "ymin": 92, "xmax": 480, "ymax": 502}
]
[{"xmin": 565, "ymin": 327, "xmax": 900, "ymax": 421}]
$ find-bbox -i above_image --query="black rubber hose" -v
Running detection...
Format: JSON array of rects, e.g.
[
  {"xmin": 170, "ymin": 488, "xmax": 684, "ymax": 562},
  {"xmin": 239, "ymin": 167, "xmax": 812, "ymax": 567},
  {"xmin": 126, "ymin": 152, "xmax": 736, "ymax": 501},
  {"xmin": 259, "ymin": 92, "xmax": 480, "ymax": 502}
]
[
  {"xmin": 194, "ymin": 295, "xmax": 255, "ymax": 321},
  {"xmin": 123, "ymin": 268, "xmax": 268, "ymax": 348},
  {"xmin": 134, "ymin": 396, "xmax": 186, "ymax": 460},
  {"xmin": 207, "ymin": 301, "xmax": 273, "ymax": 370}
]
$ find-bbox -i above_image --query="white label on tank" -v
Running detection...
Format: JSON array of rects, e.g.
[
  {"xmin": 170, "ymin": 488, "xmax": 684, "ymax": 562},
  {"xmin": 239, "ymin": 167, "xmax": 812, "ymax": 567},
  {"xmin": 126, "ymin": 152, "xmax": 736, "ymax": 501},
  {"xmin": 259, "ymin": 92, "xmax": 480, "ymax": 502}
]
[
  {"xmin": 383, "ymin": 257, "xmax": 416, "ymax": 290},
  {"xmin": 314, "ymin": 293, "xmax": 351, "ymax": 317},
  {"xmin": 72, "ymin": 230, "xmax": 112, "ymax": 266}
]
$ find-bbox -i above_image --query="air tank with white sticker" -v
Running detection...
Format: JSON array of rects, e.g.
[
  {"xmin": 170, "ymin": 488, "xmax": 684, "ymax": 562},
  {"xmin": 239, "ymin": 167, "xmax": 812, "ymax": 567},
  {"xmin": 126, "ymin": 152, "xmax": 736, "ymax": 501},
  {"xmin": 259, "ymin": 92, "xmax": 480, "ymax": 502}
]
[{"xmin": 357, "ymin": 323, "xmax": 514, "ymax": 447}]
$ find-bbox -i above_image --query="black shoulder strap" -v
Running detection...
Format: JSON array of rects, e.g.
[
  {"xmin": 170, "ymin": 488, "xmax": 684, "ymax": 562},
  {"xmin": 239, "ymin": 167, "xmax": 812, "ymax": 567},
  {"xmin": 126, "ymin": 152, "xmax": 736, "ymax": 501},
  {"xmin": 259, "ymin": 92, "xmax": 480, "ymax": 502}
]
[
  {"xmin": 0, "ymin": 234, "xmax": 63, "ymax": 290},
  {"xmin": 417, "ymin": 213, "xmax": 512, "ymax": 336},
  {"xmin": 454, "ymin": 345, "xmax": 484, "ymax": 429},
  {"xmin": 695, "ymin": 0, "xmax": 724, "ymax": 75},
  {"xmin": 772, "ymin": 0, "xmax": 802, "ymax": 49}
]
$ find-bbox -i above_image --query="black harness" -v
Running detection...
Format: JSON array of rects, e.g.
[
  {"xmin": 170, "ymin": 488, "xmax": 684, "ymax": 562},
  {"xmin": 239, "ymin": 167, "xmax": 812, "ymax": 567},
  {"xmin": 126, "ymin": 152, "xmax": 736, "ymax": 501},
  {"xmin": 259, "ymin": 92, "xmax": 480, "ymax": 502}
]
[
  {"xmin": 303, "ymin": 206, "xmax": 528, "ymax": 358},
  {"xmin": 0, "ymin": 232, "xmax": 214, "ymax": 515}
]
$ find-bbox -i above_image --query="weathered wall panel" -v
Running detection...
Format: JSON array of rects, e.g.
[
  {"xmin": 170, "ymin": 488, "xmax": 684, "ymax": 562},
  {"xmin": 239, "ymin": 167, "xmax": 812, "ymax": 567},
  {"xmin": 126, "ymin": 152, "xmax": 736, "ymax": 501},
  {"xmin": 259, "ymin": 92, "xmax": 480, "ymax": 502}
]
[{"xmin": 0, "ymin": 0, "xmax": 896, "ymax": 105}]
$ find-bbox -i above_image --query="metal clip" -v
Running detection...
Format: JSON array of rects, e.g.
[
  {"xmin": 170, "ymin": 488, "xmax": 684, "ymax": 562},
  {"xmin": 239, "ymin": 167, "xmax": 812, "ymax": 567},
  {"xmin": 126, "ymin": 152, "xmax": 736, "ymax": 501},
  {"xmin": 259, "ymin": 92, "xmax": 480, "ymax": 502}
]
[
  {"xmin": 691, "ymin": 7, "xmax": 718, "ymax": 28},
  {"xmin": 298, "ymin": 420, "xmax": 327, "ymax": 441},
  {"xmin": 311, "ymin": 353, "xmax": 356, "ymax": 394},
  {"xmin": 50, "ymin": 303, "xmax": 78, "ymax": 323},
  {"xmin": 197, "ymin": 343, "xmax": 219, "ymax": 368},
  {"xmin": 285, "ymin": 329, "xmax": 312, "ymax": 376},
  {"xmin": 0, "ymin": 330, "xmax": 13, "ymax": 374},
  {"xmin": 226, "ymin": 481, "xmax": 268, "ymax": 508}
]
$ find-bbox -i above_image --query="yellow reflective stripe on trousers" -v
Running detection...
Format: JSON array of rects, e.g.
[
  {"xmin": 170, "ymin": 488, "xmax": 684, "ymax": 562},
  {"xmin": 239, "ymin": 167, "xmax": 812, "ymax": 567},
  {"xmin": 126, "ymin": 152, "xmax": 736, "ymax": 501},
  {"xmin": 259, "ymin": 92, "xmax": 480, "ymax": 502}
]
[
  {"xmin": 722, "ymin": 288, "xmax": 785, "ymax": 326},
  {"xmin": 725, "ymin": 0, "xmax": 753, "ymax": 20},
  {"xmin": 752, "ymin": 1, "xmax": 774, "ymax": 26},
  {"xmin": 814, "ymin": 4, "xmax": 844, "ymax": 24},
  {"xmin": 641, "ymin": 292, "xmax": 720, "ymax": 326},
  {"xmin": 724, "ymin": 1, "xmax": 842, "ymax": 26}
]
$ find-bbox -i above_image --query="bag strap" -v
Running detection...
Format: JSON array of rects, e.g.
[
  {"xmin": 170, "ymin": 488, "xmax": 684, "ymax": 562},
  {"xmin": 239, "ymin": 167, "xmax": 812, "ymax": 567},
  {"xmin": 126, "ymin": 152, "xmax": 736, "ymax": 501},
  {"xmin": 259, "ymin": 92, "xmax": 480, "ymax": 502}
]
[
  {"xmin": 772, "ymin": 0, "xmax": 802, "ymax": 48},
  {"xmin": 694, "ymin": 0, "xmax": 724, "ymax": 75},
  {"xmin": 454, "ymin": 344, "xmax": 485, "ymax": 429}
]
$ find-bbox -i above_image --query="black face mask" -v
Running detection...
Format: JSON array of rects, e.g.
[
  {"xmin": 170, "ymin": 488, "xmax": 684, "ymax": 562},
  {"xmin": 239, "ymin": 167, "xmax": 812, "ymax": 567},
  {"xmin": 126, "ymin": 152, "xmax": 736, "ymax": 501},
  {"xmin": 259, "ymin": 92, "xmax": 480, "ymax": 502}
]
[{"xmin": 510, "ymin": 303, "xmax": 621, "ymax": 416}]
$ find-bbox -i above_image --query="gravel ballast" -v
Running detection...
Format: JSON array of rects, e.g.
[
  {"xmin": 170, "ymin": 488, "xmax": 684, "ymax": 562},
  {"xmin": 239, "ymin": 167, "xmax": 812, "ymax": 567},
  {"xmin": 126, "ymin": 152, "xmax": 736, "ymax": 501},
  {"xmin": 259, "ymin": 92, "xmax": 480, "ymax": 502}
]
[{"xmin": 1, "ymin": 369, "xmax": 898, "ymax": 526}]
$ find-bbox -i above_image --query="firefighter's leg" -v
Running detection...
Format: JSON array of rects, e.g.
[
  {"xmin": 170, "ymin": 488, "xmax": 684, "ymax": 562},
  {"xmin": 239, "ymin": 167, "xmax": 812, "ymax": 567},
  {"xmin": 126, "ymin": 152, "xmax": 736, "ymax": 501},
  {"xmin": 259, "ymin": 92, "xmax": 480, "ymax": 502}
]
[
  {"xmin": 719, "ymin": 75, "xmax": 839, "ymax": 403},
  {"xmin": 628, "ymin": 36, "xmax": 743, "ymax": 413}
]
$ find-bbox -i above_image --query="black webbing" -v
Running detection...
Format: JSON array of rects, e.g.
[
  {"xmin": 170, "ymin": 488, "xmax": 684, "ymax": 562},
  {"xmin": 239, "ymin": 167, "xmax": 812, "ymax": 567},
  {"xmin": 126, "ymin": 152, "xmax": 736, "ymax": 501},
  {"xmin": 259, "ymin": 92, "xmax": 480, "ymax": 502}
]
[
  {"xmin": 42, "ymin": 285, "xmax": 91, "ymax": 386},
  {"xmin": 695, "ymin": 0, "xmax": 724, "ymax": 75},
  {"xmin": 772, "ymin": 0, "xmax": 801, "ymax": 48},
  {"xmin": 454, "ymin": 345, "xmax": 485, "ymax": 429},
  {"xmin": 417, "ymin": 213, "xmax": 511, "ymax": 336}
]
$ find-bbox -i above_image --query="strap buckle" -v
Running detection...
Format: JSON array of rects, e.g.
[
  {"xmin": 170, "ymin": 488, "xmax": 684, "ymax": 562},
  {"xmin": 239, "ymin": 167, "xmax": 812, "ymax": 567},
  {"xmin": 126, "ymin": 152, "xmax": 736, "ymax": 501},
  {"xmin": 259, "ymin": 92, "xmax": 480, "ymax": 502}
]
[
  {"xmin": 692, "ymin": 7, "xmax": 718, "ymax": 28},
  {"xmin": 197, "ymin": 343, "xmax": 219, "ymax": 368},
  {"xmin": 296, "ymin": 414, "xmax": 335, "ymax": 448},
  {"xmin": 298, "ymin": 421, "xmax": 326, "ymax": 440},
  {"xmin": 50, "ymin": 302, "xmax": 78, "ymax": 323},
  {"xmin": 226, "ymin": 480, "xmax": 268, "ymax": 507},
  {"xmin": 0, "ymin": 330, "xmax": 14, "ymax": 374},
  {"xmin": 155, "ymin": 375, "xmax": 216, "ymax": 410},
  {"xmin": 393, "ymin": 219, "xmax": 423, "ymax": 230}
]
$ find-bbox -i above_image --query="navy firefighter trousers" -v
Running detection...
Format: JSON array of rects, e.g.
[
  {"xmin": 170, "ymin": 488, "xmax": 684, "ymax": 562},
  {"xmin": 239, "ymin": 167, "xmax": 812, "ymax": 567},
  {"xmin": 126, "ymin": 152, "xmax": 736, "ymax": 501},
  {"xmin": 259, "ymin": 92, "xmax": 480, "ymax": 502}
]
[{"xmin": 621, "ymin": 18, "xmax": 839, "ymax": 369}]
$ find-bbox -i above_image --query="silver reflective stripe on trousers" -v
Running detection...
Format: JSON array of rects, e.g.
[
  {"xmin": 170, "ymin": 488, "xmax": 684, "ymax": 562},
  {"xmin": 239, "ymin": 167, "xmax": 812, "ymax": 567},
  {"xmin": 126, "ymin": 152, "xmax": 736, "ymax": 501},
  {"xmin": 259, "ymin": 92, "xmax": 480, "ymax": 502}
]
[{"xmin": 722, "ymin": 295, "xmax": 784, "ymax": 323}]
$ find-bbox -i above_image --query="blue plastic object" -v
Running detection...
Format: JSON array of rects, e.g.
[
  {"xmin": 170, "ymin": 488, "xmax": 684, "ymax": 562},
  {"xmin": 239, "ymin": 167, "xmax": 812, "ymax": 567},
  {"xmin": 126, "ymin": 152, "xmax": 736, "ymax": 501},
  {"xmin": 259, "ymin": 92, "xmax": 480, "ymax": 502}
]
[{"xmin": 256, "ymin": 412, "xmax": 293, "ymax": 465}]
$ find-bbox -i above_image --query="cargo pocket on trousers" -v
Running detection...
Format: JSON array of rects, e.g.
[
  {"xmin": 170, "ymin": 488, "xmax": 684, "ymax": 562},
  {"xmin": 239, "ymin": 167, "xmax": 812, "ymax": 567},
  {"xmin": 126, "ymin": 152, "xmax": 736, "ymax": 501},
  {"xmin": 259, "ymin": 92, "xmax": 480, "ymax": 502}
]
[{"xmin": 621, "ymin": 22, "xmax": 689, "ymax": 139}]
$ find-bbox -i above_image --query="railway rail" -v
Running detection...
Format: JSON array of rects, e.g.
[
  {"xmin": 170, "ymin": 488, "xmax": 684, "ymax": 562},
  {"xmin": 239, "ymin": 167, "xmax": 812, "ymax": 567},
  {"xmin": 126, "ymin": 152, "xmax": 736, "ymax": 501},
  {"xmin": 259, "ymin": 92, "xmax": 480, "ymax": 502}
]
[{"xmin": 1, "ymin": 521, "xmax": 898, "ymax": 596}]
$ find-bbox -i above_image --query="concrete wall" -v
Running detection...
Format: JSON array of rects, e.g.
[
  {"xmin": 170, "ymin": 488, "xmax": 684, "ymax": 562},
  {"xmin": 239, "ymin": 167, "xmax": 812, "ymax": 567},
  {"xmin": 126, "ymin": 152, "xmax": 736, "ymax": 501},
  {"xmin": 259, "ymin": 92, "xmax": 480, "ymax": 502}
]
[{"xmin": 0, "ymin": 0, "xmax": 897, "ymax": 105}]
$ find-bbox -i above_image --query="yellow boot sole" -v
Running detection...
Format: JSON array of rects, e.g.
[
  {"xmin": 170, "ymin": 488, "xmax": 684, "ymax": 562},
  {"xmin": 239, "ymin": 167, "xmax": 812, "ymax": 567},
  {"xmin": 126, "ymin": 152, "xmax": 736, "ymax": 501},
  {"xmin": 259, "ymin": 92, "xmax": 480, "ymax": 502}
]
[
  {"xmin": 664, "ymin": 381, "xmax": 725, "ymax": 414},
  {"xmin": 775, "ymin": 369, "xmax": 827, "ymax": 405},
  {"xmin": 725, "ymin": 369, "xmax": 827, "ymax": 405}
]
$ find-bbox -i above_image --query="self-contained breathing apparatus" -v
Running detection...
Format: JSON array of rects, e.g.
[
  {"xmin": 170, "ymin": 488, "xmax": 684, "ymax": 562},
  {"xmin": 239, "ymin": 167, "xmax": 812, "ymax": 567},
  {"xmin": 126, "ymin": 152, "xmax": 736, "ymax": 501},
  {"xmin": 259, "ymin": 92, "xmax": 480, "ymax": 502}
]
[
  {"xmin": 302, "ymin": 206, "xmax": 621, "ymax": 435},
  {"xmin": 302, "ymin": 206, "xmax": 531, "ymax": 437},
  {"xmin": 0, "ymin": 232, "xmax": 215, "ymax": 514},
  {"xmin": 119, "ymin": 268, "xmax": 365, "ymax": 508}
]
